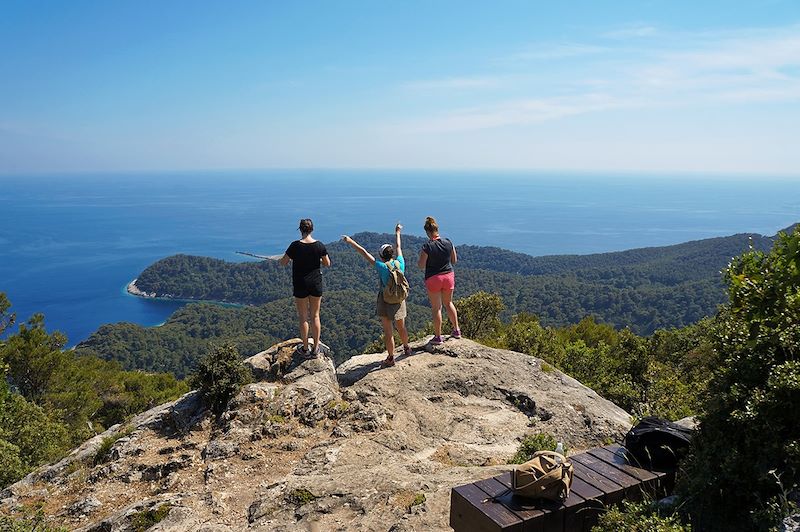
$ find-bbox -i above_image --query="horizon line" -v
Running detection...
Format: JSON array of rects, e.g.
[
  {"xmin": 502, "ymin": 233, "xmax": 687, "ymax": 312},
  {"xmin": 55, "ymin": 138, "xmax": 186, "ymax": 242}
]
[{"xmin": 2, "ymin": 166, "xmax": 800, "ymax": 180}]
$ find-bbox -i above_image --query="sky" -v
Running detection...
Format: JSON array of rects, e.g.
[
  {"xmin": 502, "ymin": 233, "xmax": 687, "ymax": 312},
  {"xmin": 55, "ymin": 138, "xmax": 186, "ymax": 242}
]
[{"xmin": 1, "ymin": 0, "xmax": 799, "ymax": 175}]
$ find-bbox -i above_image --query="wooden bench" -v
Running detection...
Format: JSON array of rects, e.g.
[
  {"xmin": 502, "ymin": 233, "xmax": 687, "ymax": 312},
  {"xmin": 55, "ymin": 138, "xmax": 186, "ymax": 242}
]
[{"xmin": 450, "ymin": 444, "xmax": 676, "ymax": 532}]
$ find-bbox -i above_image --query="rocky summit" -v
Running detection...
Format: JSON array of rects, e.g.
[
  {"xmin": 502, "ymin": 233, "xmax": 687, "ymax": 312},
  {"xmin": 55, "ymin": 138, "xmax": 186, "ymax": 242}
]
[{"xmin": 0, "ymin": 338, "xmax": 631, "ymax": 531}]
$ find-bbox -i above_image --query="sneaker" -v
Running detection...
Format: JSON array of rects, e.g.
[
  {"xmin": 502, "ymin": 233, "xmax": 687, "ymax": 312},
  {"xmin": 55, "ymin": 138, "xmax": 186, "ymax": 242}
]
[
  {"xmin": 295, "ymin": 344, "xmax": 309, "ymax": 356},
  {"xmin": 403, "ymin": 345, "xmax": 412, "ymax": 356},
  {"xmin": 430, "ymin": 335, "xmax": 443, "ymax": 345},
  {"xmin": 451, "ymin": 329, "xmax": 462, "ymax": 339},
  {"xmin": 381, "ymin": 356, "xmax": 396, "ymax": 368}
]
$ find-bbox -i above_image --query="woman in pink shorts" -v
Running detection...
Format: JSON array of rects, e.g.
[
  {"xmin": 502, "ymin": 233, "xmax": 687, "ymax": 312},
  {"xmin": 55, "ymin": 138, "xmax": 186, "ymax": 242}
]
[{"xmin": 417, "ymin": 216, "xmax": 461, "ymax": 344}]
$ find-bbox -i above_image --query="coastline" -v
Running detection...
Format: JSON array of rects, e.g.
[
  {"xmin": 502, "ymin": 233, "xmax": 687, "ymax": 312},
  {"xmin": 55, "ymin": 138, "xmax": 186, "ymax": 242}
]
[
  {"xmin": 125, "ymin": 278, "xmax": 246, "ymax": 308},
  {"xmin": 126, "ymin": 278, "xmax": 160, "ymax": 299}
]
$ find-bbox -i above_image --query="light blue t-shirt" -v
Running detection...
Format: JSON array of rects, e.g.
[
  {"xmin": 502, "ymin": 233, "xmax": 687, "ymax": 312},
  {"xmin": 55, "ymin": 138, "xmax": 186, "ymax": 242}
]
[{"xmin": 374, "ymin": 254, "xmax": 405, "ymax": 287}]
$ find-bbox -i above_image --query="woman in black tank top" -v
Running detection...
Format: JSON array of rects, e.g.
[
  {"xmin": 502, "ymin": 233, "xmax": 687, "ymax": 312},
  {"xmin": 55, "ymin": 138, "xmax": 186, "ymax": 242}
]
[
  {"xmin": 417, "ymin": 216, "xmax": 461, "ymax": 344},
  {"xmin": 280, "ymin": 219, "xmax": 331, "ymax": 356}
]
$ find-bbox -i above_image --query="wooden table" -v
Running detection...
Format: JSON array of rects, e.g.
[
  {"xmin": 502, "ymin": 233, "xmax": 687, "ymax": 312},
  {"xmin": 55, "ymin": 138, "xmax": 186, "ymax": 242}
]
[{"xmin": 450, "ymin": 444, "xmax": 675, "ymax": 532}]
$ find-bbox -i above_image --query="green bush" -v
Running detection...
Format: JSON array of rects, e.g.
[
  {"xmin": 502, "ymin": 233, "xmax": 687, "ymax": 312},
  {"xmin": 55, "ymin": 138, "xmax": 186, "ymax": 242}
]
[
  {"xmin": 93, "ymin": 427, "xmax": 133, "ymax": 465},
  {"xmin": 592, "ymin": 500, "xmax": 690, "ymax": 532},
  {"xmin": 0, "ymin": 508, "xmax": 68, "ymax": 532},
  {"xmin": 509, "ymin": 433, "xmax": 560, "ymax": 464},
  {"xmin": 0, "ymin": 439, "xmax": 26, "ymax": 487},
  {"xmin": 0, "ymin": 392, "xmax": 69, "ymax": 487},
  {"xmin": 129, "ymin": 504, "xmax": 171, "ymax": 532},
  {"xmin": 189, "ymin": 344, "xmax": 250, "ymax": 416},
  {"xmin": 680, "ymin": 227, "xmax": 800, "ymax": 531},
  {"xmin": 502, "ymin": 313, "xmax": 561, "ymax": 360},
  {"xmin": 451, "ymin": 291, "xmax": 504, "ymax": 339},
  {"xmin": 287, "ymin": 488, "xmax": 318, "ymax": 506}
]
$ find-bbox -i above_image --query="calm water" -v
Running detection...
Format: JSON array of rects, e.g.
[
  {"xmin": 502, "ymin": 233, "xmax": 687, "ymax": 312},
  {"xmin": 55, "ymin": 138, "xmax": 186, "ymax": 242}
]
[{"xmin": 1, "ymin": 170, "xmax": 798, "ymax": 345}]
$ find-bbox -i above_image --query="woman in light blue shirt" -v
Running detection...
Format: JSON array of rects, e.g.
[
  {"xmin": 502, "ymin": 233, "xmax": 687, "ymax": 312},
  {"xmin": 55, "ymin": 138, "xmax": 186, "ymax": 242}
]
[{"xmin": 342, "ymin": 223, "xmax": 410, "ymax": 367}]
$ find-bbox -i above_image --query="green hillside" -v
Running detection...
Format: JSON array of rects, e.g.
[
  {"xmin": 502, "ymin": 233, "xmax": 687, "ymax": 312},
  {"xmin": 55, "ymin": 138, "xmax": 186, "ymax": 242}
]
[
  {"xmin": 74, "ymin": 229, "xmax": 780, "ymax": 376},
  {"xmin": 132, "ymin": 230, "xmax": 774, "ymax": 331}
]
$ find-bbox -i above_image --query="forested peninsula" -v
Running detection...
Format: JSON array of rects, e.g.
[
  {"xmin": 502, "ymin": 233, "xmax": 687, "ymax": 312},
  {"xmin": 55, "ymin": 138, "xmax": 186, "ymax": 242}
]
[
  {"xmin": 129, "ymin": 231, "xmax": 777, "ymax": 330},
  {"xmin": 79, "ymin": 229, "xmax": 781, "ymax": 376}
]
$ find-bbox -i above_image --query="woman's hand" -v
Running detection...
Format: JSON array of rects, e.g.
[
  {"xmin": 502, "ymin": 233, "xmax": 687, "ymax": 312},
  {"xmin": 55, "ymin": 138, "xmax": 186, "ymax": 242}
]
[
  {"xmin": 342, "ymin": 235, "xmax": 353, "ymax": 244},
  {"xmin": 395, "ymin": 223, "xmax": 403, "ymax": 233}
]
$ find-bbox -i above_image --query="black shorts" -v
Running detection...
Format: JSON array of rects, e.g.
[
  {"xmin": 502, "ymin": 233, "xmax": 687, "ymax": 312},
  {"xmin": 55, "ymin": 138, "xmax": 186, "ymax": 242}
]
[{"xmin": 293, "ymin": 270, "xmax": 323, "ymax": 298}]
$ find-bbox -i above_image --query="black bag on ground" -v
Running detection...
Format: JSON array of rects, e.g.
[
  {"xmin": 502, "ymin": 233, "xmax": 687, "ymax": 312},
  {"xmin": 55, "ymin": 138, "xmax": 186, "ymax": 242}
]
[{"xmin": 624, "ymin": 417, "xmax": 693, "ymax": 470}]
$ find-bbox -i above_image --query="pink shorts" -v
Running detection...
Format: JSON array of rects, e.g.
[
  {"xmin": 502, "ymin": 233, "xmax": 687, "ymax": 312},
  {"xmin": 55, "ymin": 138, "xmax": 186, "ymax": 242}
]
[{"xmin": 425, "ymin": 271, "xmax": 455, "ymax": 292}]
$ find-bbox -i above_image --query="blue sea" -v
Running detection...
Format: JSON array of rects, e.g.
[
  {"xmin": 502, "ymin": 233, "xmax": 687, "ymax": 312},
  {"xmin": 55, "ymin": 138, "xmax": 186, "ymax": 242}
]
[{"xmin": 1, "ymin": 170, "xmax": 798, "ymax": 346}]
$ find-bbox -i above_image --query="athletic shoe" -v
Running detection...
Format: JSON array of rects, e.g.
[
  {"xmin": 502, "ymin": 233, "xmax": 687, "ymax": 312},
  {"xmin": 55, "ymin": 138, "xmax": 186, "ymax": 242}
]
[
  {"xmin": 403, "ymin": 345, "xmax": 412, "ymax": 356},
  {"xmin": 451, "ymin": 329, "xmax": 462, "ymax": 339},
  {"xmin": 430, "ymin": 335, "xmax": 443, "ymax": 345}
]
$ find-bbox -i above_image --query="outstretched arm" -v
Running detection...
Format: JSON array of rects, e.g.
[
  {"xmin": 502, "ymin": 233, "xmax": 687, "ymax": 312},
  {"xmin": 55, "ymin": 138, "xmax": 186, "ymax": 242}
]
[
  {"xmin": 394, "ymin": 223, "xmax": 402, "ymax": 257},
  {"xmin": 342, "ymin": 235, "xmax": 376, "ymax": 265}
]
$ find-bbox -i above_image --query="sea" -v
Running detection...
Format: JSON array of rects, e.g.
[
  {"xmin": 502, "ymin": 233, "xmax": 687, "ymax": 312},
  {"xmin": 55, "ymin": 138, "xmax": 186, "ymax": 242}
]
[{"xmin": 1, "ymin": 170, "xmax": 798, "ymax": 346}]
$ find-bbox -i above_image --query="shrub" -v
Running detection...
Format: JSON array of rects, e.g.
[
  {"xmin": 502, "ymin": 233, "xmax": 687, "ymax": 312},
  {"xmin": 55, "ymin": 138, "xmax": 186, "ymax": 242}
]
[
  {"xmin": 129, "ymin": 504, "xmax": 171, "ymax": 532},
  {"xmin": 93, "ymin": 426, "xmax": 133, "ymax": 465},
  {"xmin": 0, "ymin": 439, "xmax": 26, "ymax": 487},
  {"xmin": 592, "ymin": 500, "xmax": 690, "ymax": 532},
  {"xmin": 502, "ymin": 313, "xmax": 562, "ymax": 360},
  {"xmin": 189, "ymin": 344, "xmax": 250, "ymax": 416},
  {"xmin": 287, "ymin": 488, "xmax": 318, "ymax": 506},
  {"xmin": 680, "ymin": 227, "xmax": 800, "ymax": 531},
  {"xmin": 0, "ymin": 508, "xmax": 68, "ymax": 532},
  {"xmin": 509, "ymin": 432, "xmax": 560, "ymax": 464},
  {"xmin": 453, "ymin": 291, "xmax": 504, "ymax": 339}
]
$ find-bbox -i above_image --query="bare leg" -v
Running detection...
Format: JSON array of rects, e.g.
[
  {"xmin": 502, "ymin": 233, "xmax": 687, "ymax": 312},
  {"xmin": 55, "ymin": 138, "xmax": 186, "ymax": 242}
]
[
  {"xmin": 427, "ymin": 290, "xmax": 443, "ymax": 336},
  {"xmin": 294, "ymin": 297, "xmax": 310, "ymax": 350},
  {"xmin": 442, "ymin": 289, "xmax": 460, "ymax": 333},
  {"xmin": 381, "ymin": 316, "xmax": 395, "ymax": 357},
  {"xmin": 308, "ymin": 296, "xmax": 322, "ymax": 353},
  {"xmin": 395, "ymin": 318, "xmax": 409, "ymax": 351}
]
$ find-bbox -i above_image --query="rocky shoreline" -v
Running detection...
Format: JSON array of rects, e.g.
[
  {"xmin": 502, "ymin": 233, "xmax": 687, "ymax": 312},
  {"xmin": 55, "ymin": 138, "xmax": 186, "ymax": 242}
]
[
  {"xmin": 126, "ymin": 278, "xmax": 245, "ymax": 308},
  {"xmin": 126, "ymin": 278, "xmax": 161, "ymax": 299}
]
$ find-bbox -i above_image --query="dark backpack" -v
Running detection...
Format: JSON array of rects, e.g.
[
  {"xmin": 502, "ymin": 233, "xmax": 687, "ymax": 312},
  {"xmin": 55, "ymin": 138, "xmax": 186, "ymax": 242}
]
[
  {"xmin": 624, "ymin": 417, "xmax": 693, "ymax": 470},
  {"xmin": 383, "ymin": 260, "xmax": 409, "ymax": 304}
]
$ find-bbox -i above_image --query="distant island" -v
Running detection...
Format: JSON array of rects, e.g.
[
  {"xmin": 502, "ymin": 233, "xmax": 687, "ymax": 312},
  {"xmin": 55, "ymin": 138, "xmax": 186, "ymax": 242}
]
[{"xmin": 76, "ymin": 227, "xmax": 791, "ymax": 377}]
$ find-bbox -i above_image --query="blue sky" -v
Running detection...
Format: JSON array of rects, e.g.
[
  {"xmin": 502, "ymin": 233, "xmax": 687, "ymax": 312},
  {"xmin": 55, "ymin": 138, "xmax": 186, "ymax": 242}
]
[{"xmin": 1, "ymin": 1, "xmax": 799, "ymax": 175}]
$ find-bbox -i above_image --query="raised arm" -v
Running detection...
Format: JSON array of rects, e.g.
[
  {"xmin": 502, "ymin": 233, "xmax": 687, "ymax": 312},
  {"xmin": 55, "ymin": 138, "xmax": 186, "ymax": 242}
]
[
  {"xmin": 342, "ymin": 235, "xmax": 376, "ymax": 265},
  {"xmin": 394, "ymin": 223, "xmax": 403, "ymax": 257}
]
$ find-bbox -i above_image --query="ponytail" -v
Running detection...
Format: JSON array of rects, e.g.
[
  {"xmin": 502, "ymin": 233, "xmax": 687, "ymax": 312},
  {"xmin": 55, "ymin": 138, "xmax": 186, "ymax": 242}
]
[{"xmin": 424, "ymin": 216, "xmax": 439, "ymax": 234}]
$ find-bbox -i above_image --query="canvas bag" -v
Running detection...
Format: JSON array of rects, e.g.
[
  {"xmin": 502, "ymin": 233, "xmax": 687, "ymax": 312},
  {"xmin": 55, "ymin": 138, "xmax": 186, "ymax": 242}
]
[
  {"xmin": 512, "ymin": 451, "xmax": 574, "ymax": 501},
  {"xmin": 624, "ymin": 416, "xmax": 693, "ymax": 470},
  {"xmin": 383, "ymin": 260, "xmax": 409, "ymax": 304}
]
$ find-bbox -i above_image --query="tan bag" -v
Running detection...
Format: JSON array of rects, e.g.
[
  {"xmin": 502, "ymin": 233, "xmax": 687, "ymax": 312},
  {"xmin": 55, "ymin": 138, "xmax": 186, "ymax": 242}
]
[
  {"xmin": 511, "ymin": 451, "xmax": 574, "ymax": 501},
  {"xmin": 383, "ymin": 260, "xmax": 409, "ymax": 304}
]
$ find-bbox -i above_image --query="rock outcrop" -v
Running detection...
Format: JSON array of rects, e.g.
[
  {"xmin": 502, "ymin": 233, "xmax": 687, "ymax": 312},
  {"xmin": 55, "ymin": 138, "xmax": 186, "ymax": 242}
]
[{"xmin": 0, "ymin": 338, "xmax": 631, "ymax": 531}]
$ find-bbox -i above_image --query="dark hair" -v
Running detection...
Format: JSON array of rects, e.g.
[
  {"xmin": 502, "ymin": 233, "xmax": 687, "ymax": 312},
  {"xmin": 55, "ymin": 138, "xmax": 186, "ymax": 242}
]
[
  {"xmin": 424, "ymin": 216, "xmax": 439, "ymax": 235},
  {"xmin": 380, "ymin": 244, "xmax": 394, "ymax": 261},
  {"xmin": 299, "ymin": 218, "xmax": 314, "ymax": 235}
]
